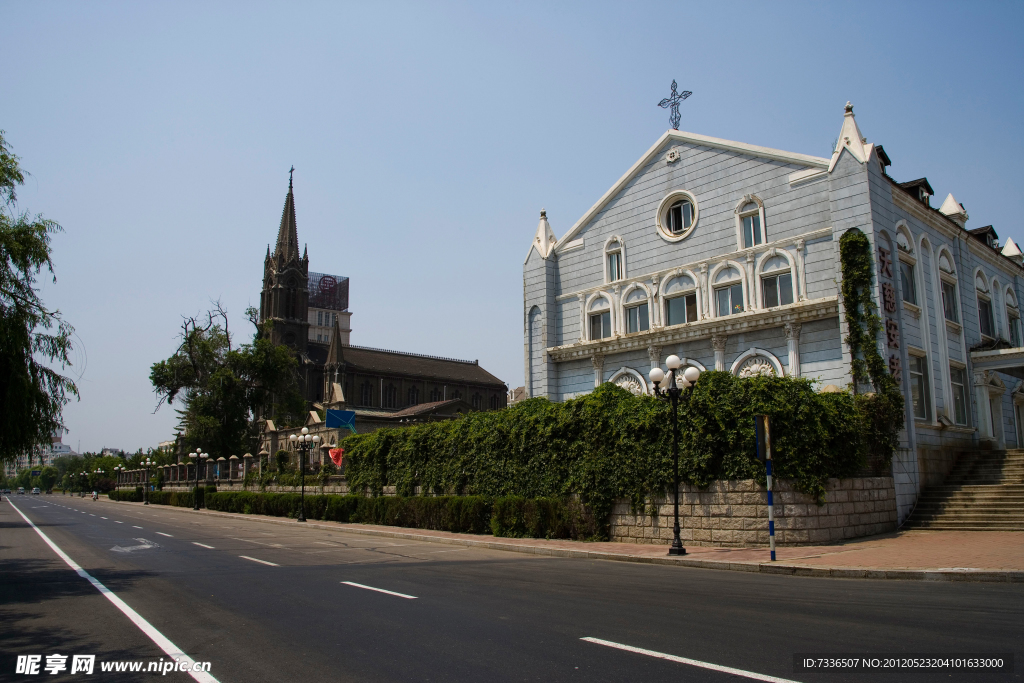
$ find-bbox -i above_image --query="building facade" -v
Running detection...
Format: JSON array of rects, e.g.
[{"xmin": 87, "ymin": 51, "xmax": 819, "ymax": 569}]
[{"xmin": 523, "ymin": 103, "xmax": 1024, "ymax": 523}]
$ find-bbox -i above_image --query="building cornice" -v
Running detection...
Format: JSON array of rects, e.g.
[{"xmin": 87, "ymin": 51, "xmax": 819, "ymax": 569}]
[{"xmin": 546, "ymin": 296, "xmax": 839, "ymax": 362}]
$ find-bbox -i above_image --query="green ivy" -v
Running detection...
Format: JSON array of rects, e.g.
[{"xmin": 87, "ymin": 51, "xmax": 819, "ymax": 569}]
[
  {"xmin": 344, "ymin": 376, "xmax": 875, "ymax": 510},
  {"xmin": 838, "ymin": 228, "xmax": 905, "ymax": 465}
]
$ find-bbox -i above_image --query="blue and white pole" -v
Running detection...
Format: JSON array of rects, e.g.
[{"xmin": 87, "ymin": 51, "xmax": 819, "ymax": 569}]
[{"xmin": 765, "ymin": 418, "xmax": 776, "ymax": 562}]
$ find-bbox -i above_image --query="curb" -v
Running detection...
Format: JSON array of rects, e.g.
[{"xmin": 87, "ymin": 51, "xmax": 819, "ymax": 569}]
[{"xmin": 105, "ymin": 499, "xmax": 1024, "ymax": 583}]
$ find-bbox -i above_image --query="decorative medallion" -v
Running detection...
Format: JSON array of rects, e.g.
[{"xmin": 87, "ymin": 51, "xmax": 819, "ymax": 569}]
[
  {"xmin": 737, "ymin": 357, "xmax": 777, "ymax": 378},
  {"xmin": 615, "ymin": 373, "xmax": 645, "ymax": 396}
]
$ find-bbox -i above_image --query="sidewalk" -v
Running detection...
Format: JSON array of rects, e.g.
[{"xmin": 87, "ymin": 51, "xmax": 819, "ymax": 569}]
[{"xmin": 107, "ymin": 500, "xmax": 1024, "ymax": 583}]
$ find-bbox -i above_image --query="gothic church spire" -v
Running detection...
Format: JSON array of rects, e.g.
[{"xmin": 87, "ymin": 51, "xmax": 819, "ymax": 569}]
[{"xmin": 275, "ymin": 167, "xmax": 299, "ymax": 260}]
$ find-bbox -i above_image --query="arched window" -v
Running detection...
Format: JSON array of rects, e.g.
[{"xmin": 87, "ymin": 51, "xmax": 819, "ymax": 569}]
[
  {"xmin": 359, "ymin": 381, "xmax": 372, "ymax": 407},
  {"xmin": 734, "ymin": 195, "xmax": 766, "ymax": 249},
  {"xmin": 895, "ymin": 224, "xmax": 918, "ymax": 306},
  {"xmin": 429, "ymin": 387, "xmax": 443, "ymax": 402},
  {"xmin": 1006, "ymin": 288, "xmax": 1021, "ymax": 347},
  {"xmin": 604, "ymin": 237, "xmax": 625, "ymax": 283},
  {"xmin": 976, "ymin": 270, "xmax": 994, "ymax": 338},
  {"xmin": 382, "ymin": 384, "xmax": 397, "ymax": 409},
  {"xmin": 937, "ymin": 249, "xmax": 959, "ymax": 323},
  {"xmin": 471, "ymin": 393, "xmax": 482, "ymax": 409},
  {"xmin": 587, "ymin": 294, "xmax": 613, "ymax": 340},
  {"xmin": 662, "ymin": 272, "xmax": 699, "ymax": 326},
  {"xmin": 407, "ymin": 386, "xmax": 420, "ymax": 406},
  {"xmin": 758, "ymin": 253, "xmax": 794, "ymax": 308},
  {"xmin": 621, "ymin": 284, "xmax": 650, "ymax": 334},
  {"xmin": 489, "ymin": 395, "xmax": 499, "ymax": 410},
  {"xmin": 451, "ymin": 389, "xmax": 462, "ymax": 400},
  {"xmin": 711, "ymin": 263, "xmax": 746, "ymax": 317}
]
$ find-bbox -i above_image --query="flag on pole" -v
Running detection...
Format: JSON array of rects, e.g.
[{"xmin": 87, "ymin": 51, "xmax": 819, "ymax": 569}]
[{"xmin": 329, "ymin": 448, "xmax": 344, "ymax": 467}]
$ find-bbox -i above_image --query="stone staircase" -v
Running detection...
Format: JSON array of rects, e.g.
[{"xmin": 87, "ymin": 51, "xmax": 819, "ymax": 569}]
[{"xmin": 903, "ymin": 449, "xmax": 1024, "ymax": 531}]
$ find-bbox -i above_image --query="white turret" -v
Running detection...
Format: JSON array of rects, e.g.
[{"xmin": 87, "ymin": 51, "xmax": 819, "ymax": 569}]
[
  {"xmin": 939, "ymin": 193, "xmax": 969, "ymax": 227},
  {"xmin": 828, "ymin": 102, "xmax": 875, "ymax": 173},
  {"xmin": 531, "ymin": 209, "xmax": 558, "ymax": 259},
  {"xmin": 1002, "ymin": 237, "xmax": 1023, "ymax": 264}
]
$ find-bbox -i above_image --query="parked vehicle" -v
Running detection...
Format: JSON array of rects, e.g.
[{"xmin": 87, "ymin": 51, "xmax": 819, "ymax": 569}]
[
  {"xmin": 31, "ymin": 487, "xmax": 41, "ymax": 494},
  {"xmin": 17, "ymin": 487, "xmax": 25, "ymax": 494}
]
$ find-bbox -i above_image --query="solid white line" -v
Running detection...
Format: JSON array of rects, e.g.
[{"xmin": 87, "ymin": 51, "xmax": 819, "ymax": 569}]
[
  {"xmin": 7, "ymin": 498, "xmax": 219, "ymax": 683},
  {"xmin": 239, "ymin": 555, "xmax": 279, "ymax": 567},
  {"xmin": 156, "ymin": 532, "xmax": 173, "ymax": 537},
  {"xmin": 192, "ymin": 542, "xmax": 214, "ymax": 549},
  {"xmin": 341, "ymin": 581, "xmax": 417, "ymax": 599},
  {"xmin": 580, "ymin": 638, "xmax": 800, "ymax": 683}
]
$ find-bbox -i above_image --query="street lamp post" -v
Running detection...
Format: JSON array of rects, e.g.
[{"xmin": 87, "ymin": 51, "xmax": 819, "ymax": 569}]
[
  {"xmin": 141, "ymin": 458, "xmax": 154, "ymax": 505},
  {"xmin": 113, "ymin": 465, "xmax": 123, "ymax": 489},
  {"xmin": 79, "ymin": 472, "xmax": 87, "ymax": 497},
  {"xmin": 188, "ymin": 450, "xmax": 209, "ymax": 510},
  {"xmin": 649, "ymin": 355, "xmax": 701, "ymax": 557},
  {"xmin": 289, "ymin": 428, "xmax": 320, "ymax": 523}
]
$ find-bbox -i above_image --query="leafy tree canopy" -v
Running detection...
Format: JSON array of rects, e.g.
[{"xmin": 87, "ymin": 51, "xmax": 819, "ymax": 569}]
[
  {"xmin": 0, "ymin": 130, "xmax": 78, "ymax": 465},
  {"xmin": 150, "ymin": 305, "xmax": 304, "ymax": 458}
]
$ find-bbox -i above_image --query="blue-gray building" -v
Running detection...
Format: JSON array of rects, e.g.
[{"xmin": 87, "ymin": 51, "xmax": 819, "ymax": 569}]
[{"xmin": 523, "ymin": 103, "xmax": 1024, "ymax": 523}]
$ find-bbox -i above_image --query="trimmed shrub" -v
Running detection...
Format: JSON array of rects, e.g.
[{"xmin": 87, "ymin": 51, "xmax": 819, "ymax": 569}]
[
  {"xmin": 108, "ymin": 486, "xmax": 216, "ymax": 508},
  {"xmin": 490, "ymin": 496, "xmax": 601, "ymax": 540}
]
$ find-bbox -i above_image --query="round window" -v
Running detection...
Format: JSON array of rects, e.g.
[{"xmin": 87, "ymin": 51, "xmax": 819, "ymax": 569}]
[{"xmin": 656, "ymin": 191, "xmax": 698, "ymax": 242}]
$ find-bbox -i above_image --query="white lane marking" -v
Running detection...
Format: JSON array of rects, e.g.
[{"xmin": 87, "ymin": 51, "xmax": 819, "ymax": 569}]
[
  {"xmin": 192, "ymin": 542, "xmax": 214, "ymax": 549},
  {"xmin": 239, "ymin": 555, "xmax": 279, "ymax": 567},
  {"xmin": 341, "ymin": 581, "xmax": 417, "ymax": 599},
  {"xmin": 115, "ymin": 521, "xmax": 123, "ymax": 524},
  {"xmin": 6, "ymin": 498, "xmax": 219, "ymax": 683},
  {"xmin": 230, "ymin": 537, "xmax": 284, "ymax": 548},
  {"xmin": 156, "ymin": 532, "xmax": 173, "ymax": 537},
  {"xmin": 132, "ymin": 526, "xmax": 143, "ymax": 529},
  {"xmin": 90, "ymin": 514, "xmax": 96, "ymax": 516},
  {"xmin": 101, "ymin": 517, "xmax": 108, "ymax": 519},
  {"xmin": 112, "ymin": 539, "xmax": 160, "ymax": 553},
  {"xmin": 580, "ymin": 637, "xmax": 800, "ymax": 683}
]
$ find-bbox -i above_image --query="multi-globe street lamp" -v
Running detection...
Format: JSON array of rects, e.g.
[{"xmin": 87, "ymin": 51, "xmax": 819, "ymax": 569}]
[
  {"xmin": 289, "ymin": 427, "xmax": 320, "ymax": 523},
  {"xmin": 141, "ymin": 457, "xmax": 154, "ymax": 505},
  {"xmin": 113, "ymin": 465, "xmax": 123, "ymax": 489},
  {"xmin": 79, "ymin": 472, "xmax": 87, "ymax": 497},
  {"xmin": 188, "ymin": 450, "xmax": 209, "ymax": 510},
  {"xmin": 649, "ymin": 355, "xmax": 701, "ymax": 557}
]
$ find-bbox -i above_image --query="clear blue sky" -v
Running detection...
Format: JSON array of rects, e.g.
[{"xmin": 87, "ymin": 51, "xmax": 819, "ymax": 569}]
[{"xmin": 3, "ymin": 1, "xmax": 1022, "ymax": 453}]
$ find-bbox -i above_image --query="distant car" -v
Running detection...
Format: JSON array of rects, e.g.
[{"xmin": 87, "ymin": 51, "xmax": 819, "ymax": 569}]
[
  {"xmin": 31, "ymin": 487, "xmax": 41, "ymax": 494},
  {"xmin": 17, "ymin": 487, "xmax": 25, "ymax": 494}
]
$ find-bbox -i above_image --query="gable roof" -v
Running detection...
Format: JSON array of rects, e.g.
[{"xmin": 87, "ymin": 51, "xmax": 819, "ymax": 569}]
[
  {"xmin": 306, "ymin": 342, "xmax": 505, "ymax": 386},
  {"xmin": 554, "ymin": 129, "xmax": 829, "ymax": 251}
]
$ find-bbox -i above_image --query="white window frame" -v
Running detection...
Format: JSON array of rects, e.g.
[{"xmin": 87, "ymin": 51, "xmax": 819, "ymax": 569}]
[
  {"xmin": 655, "ymin": 191, "xmax": 699, "ymax": 243},
  {"xmin": 664, "ymin": 292, "xmax": 698, "ymax": 327},
  {"xmin": 754, "ymin": 248, "xmax": 797, "ymax": 310},
  {"xmin": 709, "ymin": 261, "xmax": 748, "ymax": 319},
  {"xmin": 1006, "ymin": 288, "xmax": 1021, "ymax": 347},
  {"xmin": 734, "ymin": 194, "xmax": 766, "ymax": 251},
  {"xmin": 603, "ymin": 235, "xmax": 626, "ymax": 283},
  {"xmin": 907, "ymin": 350, "xmax": 932, "ymax": 422},
  {"xmin": 585, "ymin": 292, "xmax": 615, "ymax": 341},
  {"xmin": 949, "ymin": 362, "xmax": 969, "ymax": 426}
]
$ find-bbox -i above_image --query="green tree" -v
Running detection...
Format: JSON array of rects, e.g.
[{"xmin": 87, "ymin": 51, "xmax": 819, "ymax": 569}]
[
  {"xmin": 0, "ymin": 131, "xmax": 78, "ymax": 466},
  {"xmin": 38, "ymin": 465, "xmax": 58, "ymax": 491},
  {"xmin": 150, "ymin": 305, "xmax": 304, "ymax": 458}
]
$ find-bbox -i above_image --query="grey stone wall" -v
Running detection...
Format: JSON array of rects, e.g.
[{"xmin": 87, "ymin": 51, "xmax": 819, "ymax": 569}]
[{"xmin": 609, "ymin": 477, "xmax": 897, "ymax": 547}]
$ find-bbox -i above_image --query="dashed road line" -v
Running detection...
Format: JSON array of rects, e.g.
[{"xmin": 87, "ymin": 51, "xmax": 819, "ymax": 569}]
[
  {"xmin": 132, "ymin": 526, "xmax": 143, "ymax": 529},
  {"xmin": 156, "ymin": 532, "xmax": 173, "ymax": 537},
  {"xmin": 239, "ymin": 555, "xmax": 279, "ymax": 567},
  {"xmin": 192, "ymin": 542, "xmax": 214, "ymax": 549},
  {"xmin": 341, "ymin": 581, "xmax": 417, "ymax": 599}
]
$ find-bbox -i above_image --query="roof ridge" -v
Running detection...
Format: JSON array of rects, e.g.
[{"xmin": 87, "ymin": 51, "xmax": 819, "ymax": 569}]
[{"xmin": 347, "ymin": 344, "xmax": 477, "ymax": 365}]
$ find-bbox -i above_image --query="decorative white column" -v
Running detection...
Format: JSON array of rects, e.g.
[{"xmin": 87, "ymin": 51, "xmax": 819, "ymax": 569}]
[
  {"xmin": 699, "ymin": 262, "xmax": 709, "ymax": 318},
  {"xmin": 612, "ymin": 284, "xmax": 622, "ymax": 336},
  {"xmin": 712, "ymin": 334, "xmax": 728, "ymax": 372},
  {"xmin": 648, "ymin": 345, "xmax": 661, "ymax": 371},
  {"xmin": 785, "ymin": 322, "xmax": 802, "ymax": 377},
  {"xmin": 651, "ymin": 275, "xmax": 661, "ymax": 327},
  {"xmin": 795, "ymin": 239, "xmax": 807, "ymax": 301},
  {"xmin": 592, "ymin": 353, "xmax": 605, "ymax": 388},
  {"xmin": 577, "ymin": 293, "xmax": 586, "ymax": 342},
  {"xmin": 745, "ymin": 252, "xmax": 756, "ymax": 310}
]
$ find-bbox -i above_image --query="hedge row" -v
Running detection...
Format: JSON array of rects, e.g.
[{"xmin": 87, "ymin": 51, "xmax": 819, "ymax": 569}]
[
  {"xmin": 342, "ymin": 377, "xmax": 901, "ymax": 514},
  {"xmin": 108, "ymin": 486, "xmax": 217, "ymax": 507}
]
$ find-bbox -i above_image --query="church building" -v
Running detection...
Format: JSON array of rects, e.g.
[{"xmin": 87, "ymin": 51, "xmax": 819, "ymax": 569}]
[
  {"xmin": 259, "ymin": 172, "xmax": 508, "ymax": 445},
  {"xmin": 524, "ymin": 103, "xmax": 1024, "ymax": 524}
]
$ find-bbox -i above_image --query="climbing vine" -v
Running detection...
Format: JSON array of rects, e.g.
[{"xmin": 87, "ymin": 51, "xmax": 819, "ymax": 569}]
[{"xmin": 838, "ymin": 228, "xmax": 905, "ymax": 464}]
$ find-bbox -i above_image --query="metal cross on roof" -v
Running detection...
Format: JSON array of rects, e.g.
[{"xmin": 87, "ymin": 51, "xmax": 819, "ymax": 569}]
[
  {"xmin": 289, "ymin": 165, "xmax": 295, "ymax": 188},
  {"xmin": 658, "ymin": 80, "xmax": 692, "ymax": 130}
]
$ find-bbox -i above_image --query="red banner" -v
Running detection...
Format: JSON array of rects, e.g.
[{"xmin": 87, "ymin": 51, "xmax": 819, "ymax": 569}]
[{"xmin": 329, "ymin": 448, "xmax": 344, "ymax": 467}]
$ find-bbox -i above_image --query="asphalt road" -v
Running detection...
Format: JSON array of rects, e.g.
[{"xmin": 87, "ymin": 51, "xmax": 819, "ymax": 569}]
[{"xmin": 2, "ymin": 494, "xmax": 1021, "ymax": 683}]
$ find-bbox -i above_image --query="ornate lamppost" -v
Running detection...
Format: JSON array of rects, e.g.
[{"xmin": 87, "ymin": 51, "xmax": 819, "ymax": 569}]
[
  {"xmin": 93, "ymin": 468, "xmax": 104, "ymax": 497},
  {"xmin": 141, "ymin": 458, "xmax": 154, "ymax": 505},
  {"xmin": 289, "ymin": 427, "xmax": 320, "ymax": 523},
  {"xmin": 649, "ymin": 355, "xmax": 701, "ymax": 556},
  {"xmin": 79, "ymin": 472, "xmax": 87, "ymax": 497},
  {"xmin": 113, "ymin": 465, "xmax": 123, "ymax": 489},
  {"xmin": 188, "ymin": 450, "xmax": 209, "ymax": 510}
]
